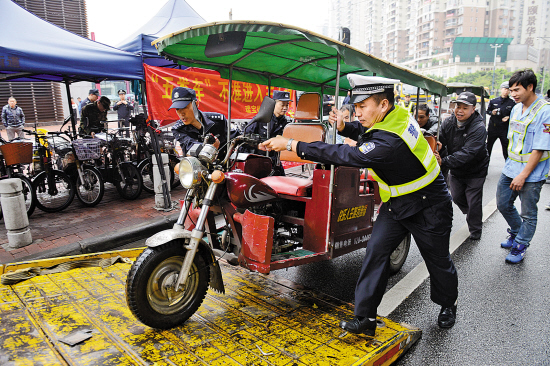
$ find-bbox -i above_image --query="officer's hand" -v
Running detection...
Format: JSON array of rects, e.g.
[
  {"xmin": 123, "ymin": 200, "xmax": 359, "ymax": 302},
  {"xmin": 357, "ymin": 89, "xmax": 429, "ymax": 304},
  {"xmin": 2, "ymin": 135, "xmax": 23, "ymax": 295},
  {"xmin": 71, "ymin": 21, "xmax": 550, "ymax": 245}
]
[
  {"xmin": 212, "ymin": 137, "xmax": 220, "ymax": 149},
  {"xmin": 261, "ymin": 135, "xmax": 288, "ymax": 152},
  {"xmin": 492, "ymin": 109, "xmax": 497, "ymax": 115},
  {"xmin": 502, "ymin": 116, "xmax": 509, "ymax": 122},
  {"xmin": 328, "ymin": 106, "xmax": 345, "ymax": 132},
  {"xmin": 117, "ymin": 101, "xmax": 122, "ymax": 105},
  {"xmin": 91, "ymin": 132, "xmax": 95, "ymax": 138},
  {"xmin": 436, "ymin": 141, "xmax": 442, "ymax": 152}
]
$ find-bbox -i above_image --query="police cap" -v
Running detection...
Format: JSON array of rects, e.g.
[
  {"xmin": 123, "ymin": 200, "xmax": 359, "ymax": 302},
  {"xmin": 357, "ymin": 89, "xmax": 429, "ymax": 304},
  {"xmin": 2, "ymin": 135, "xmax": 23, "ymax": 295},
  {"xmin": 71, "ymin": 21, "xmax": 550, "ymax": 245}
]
[
  {"xmin": 347, "ymin": 74, "xmax": 400, "ymax": 104},
  {"xmin": 500, "ymin": 81, "xmax": 509, "ymax": 89},
  {"xmin": 273, "ymin": 90, "xmax": 291, "ymax": 101},
  {"xmin": 118, "ymin": 89, "xmax": 126, "ymax": 95},
  {"xmin": 169, "ymin": 87, "xmax": 197, "ymax": 110},
  {"xmin": 89, "ymin": 89, "xmax": 99, "ymax": 96}
]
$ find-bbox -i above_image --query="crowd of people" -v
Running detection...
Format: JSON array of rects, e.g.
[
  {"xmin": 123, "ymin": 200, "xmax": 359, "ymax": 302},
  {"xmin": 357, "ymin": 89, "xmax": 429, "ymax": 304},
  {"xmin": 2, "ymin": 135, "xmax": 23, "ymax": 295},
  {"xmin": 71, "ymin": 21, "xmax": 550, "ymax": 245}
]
[{"xmin": 170, "ymin": 67, "xmax": 544, "ymax": 336}]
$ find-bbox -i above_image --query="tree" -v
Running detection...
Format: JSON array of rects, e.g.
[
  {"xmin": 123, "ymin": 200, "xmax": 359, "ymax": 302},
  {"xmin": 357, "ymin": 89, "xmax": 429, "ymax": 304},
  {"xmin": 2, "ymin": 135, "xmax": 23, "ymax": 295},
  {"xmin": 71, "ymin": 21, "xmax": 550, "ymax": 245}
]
[{"xmin": 426, "ymin": 74, "xmax": 444, "ymax": 82}]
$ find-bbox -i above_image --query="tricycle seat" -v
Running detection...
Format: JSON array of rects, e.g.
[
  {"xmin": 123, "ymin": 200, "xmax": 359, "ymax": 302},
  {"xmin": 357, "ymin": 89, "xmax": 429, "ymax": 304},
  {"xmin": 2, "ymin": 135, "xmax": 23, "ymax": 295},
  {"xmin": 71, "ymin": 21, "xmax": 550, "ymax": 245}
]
[{"xmin": 261, "ymin": 176, "xmax": 313, "ymax": 197}]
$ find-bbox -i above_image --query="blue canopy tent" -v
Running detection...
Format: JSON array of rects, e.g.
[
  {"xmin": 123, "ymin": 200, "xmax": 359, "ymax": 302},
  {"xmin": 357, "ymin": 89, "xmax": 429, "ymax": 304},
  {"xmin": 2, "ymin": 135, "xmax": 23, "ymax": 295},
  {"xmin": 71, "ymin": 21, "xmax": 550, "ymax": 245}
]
[
  {"xmin": 117, "ymin": 0, "xmax": 205, "ymax": 67},
  {"xmin": 0, "ymin": 1, "xmax": 176, "ymax": 207},
  {"xmin": 0, "ymin": 1, "xmax": 143, "ymax": 83}
]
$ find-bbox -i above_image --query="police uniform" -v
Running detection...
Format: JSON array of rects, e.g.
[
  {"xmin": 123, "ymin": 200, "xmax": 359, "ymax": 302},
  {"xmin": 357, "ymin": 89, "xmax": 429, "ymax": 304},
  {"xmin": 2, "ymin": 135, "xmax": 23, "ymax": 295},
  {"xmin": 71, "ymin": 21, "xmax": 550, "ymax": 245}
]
[
  {"xmin": 113, "ymin": 89, "xmax": 134, "ymax": 136},
  {"xmin": 244, "ymin": 90, "xmax": 292, "ymax": 175},
  {"xmin": 80, "ymin": 88, "xmax": 99, "ymax": 111},
  {"xmin": 486, "ymin": 82, "xmax": 516, "ymax": 160},
  {"xmin": 169, "ymin": 87, "xmax": 232, "ymax": 156},
  {"xmin": 294, "ymin": 75, "xmax": 458, "ymax": 330}
]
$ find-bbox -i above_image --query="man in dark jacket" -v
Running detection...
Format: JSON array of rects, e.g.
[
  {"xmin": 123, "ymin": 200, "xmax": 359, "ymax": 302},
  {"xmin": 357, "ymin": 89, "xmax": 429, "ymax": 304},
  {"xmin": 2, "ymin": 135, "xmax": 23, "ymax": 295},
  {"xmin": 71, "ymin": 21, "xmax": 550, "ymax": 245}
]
[
  {"xmin": 244, "ymin": 90, "xmax": 293, "ymax": 175},
  {"xmin": 436, "ymin": 92, "xmax": 489, "ymax": 240},
  {"xmin": 80, "ymin": 96, "xmax": 110, "ymax": 136},
  {"xmin": 486, "ymin": 81, "xmax": 515, "ymax": 161},
  {"xmin": 170, "ymin": 87, "xmax": 230, "ymax": 156},
  {"xmin": 416, "ymin": 104, "xmax": 439, "ymax": 135},
  {"xmin": 2, "ymin": 97, "xmax": 25, "ymax": 140}
]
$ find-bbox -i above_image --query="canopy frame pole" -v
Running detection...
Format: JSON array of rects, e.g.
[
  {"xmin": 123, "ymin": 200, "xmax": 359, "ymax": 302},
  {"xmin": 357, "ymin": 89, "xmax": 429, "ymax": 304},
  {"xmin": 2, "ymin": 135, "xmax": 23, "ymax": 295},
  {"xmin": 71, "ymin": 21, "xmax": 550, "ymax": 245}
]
[
  {"xmin": 436, "ymin": 95, "xmax": 443, "ymax": 142},
  {"xmin": 266, "ymin": 75, "xmax": 271, "ymax": 157},
  {"xmin": 141, "ymin": 80, "xmax": 172, "ymax": 209},
  {"xmin": 63, "ymin": 80, "xmax": 77, "ymax": 138},
  {"xmin": 327, "ymin": 53, "xmax": 341, "ymax": 250},
  {"xmin": 416, "ymin": 87, "xmax": 420, "ymax": 121},
  {"xmin": 227, "ymin": 66, "xmax": 233, "ymax": 168}
]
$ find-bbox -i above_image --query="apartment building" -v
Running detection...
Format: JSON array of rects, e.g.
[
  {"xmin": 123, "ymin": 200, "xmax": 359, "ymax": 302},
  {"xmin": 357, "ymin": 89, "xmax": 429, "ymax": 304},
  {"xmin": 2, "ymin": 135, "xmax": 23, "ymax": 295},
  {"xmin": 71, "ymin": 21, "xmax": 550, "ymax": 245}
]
[{"xmin": 328, "ymin": 0, "xmax": 550, "ymax": 74}]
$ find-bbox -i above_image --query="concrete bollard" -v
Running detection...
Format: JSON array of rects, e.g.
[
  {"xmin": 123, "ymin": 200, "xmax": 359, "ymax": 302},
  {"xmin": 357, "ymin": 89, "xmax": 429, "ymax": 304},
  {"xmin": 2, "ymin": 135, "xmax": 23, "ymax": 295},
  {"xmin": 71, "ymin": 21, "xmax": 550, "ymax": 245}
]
[
  {"xmin": 0, "ymin": 178, "xmax": 32, "ymax": 248},
  {"xmin": 152, "ymin": 153, "xmax": 171, "ymax": 209}
]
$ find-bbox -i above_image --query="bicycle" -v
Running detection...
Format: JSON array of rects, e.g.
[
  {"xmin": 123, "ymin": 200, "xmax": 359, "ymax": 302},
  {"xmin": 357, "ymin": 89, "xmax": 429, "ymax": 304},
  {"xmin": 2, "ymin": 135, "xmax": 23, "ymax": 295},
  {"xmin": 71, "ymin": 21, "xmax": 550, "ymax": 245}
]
[
  {"xmin": 52, "ymin": 130, "xmax": 106, "ymax": 207},
  {"xmin": 0, "ymin": 136, "xmax": 37, "ymax": 218},
  {"xmin": 130, "ymin": 115, "xmax": 180, "ymax": 194},
  {"xmin": 95, "ymin": 128, "xmax": 143, "ymax": 200},
  {"xmin": 23, "ymin": 129, "xmax": 75, "ymax": 213}
]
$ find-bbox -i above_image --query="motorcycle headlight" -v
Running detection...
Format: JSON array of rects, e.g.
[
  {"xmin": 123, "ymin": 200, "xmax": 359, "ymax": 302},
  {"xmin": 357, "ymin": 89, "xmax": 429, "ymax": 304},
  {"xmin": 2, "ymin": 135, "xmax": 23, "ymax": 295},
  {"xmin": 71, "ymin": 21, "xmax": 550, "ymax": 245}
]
[{"xmin": 178, "ymin": 157, "xmax": 205, "ymax": 189}]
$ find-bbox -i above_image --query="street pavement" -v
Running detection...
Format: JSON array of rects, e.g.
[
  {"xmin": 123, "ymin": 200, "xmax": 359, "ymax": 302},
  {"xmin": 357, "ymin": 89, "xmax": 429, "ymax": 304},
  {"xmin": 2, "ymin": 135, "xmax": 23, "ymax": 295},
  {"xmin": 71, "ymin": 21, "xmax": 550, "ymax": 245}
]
[{"xmin": 272, "ymin": 148, "xmax": 550, "ymax": 366}]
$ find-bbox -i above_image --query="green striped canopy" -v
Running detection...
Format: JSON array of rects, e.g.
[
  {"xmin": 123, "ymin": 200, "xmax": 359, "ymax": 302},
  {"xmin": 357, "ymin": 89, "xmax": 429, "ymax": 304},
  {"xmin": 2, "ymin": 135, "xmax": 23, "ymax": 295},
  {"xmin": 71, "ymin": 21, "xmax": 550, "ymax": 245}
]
[{"xmin": 153, "ymin": 21, "xmax": 447, "ymax": 97}]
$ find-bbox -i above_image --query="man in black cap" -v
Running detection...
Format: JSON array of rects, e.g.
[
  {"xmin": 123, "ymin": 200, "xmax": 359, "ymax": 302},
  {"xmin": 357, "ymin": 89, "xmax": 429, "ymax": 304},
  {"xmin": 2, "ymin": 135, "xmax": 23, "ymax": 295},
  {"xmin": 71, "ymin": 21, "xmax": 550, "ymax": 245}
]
[
  {"xmin": 244, "ymin": 90, "xmax": 293, "ymax": 175},
  {"xmin": 487, "ymin": 81, "xmax": 515, "ymax": 161},
  {"xmin": 170, "ymin": 87, "xmax": 231, "ymax": 156},
  {"xmin": 436, "ymin": 92, "xmax": 489, "ymax": 240},
  {"xmin": 80, "ymin": 89, "xmax": 99, "ymax": 111},
  {"xmin": 261, "ymin": 74, "xmax": 458, "ymax": 335},
  {"xmin": 113, "ymin": 89, "xmax": 134, "ymax": 137},
  {"xmin": 80, "ymin": 96, "xmax": 110, "ymax": 136}
]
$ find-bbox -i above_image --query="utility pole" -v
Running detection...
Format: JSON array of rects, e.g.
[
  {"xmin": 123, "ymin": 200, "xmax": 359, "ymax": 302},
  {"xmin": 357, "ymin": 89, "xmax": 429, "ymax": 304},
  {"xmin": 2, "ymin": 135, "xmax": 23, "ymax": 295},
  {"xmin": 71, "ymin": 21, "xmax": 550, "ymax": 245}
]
[{"xmin": 491, "ymin": 44, "xmax": 503, "ymax": 96}]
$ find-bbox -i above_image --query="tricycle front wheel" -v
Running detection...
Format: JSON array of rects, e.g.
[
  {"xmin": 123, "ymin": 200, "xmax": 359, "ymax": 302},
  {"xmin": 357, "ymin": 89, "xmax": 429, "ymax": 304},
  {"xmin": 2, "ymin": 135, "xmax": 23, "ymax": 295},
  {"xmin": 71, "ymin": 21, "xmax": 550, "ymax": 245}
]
[{"xmin": 126, "ymin": 240, "xmax": 210, "ymax": 329}]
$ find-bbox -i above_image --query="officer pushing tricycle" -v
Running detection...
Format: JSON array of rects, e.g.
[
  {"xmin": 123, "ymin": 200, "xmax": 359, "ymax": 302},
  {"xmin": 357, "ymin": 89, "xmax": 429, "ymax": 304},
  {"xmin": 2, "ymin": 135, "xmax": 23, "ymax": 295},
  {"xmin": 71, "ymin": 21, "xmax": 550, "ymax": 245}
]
[{"xmin": 126, "ymin": 21, "xmax": 455, "ymax": 336}]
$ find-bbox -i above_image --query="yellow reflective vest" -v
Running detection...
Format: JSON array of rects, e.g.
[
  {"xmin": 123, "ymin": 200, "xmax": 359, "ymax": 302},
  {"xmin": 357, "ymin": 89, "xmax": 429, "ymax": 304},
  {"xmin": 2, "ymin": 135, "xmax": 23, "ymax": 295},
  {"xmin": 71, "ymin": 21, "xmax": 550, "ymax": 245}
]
[
  {"xmin": 398, "ymin": 100, "xmax": 415, "ymax": 116},
  {"xmin": 367, "ymin": 106, "xmax": 440, "ymax": 202}
]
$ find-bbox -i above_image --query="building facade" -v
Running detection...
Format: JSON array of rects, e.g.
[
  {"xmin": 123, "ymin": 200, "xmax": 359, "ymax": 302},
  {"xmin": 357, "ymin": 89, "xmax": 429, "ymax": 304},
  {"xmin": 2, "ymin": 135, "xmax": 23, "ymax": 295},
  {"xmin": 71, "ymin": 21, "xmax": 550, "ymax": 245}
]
[{"xmin": 0, "ymin": 0, "xmax": 88, "ymax": 124}]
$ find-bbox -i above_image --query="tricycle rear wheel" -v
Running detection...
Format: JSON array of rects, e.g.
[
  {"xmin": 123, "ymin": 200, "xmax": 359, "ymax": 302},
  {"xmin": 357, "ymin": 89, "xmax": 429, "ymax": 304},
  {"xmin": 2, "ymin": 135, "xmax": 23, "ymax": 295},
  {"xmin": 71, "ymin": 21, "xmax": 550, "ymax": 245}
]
[{"xmin": 389, "ymin": 233, "xmax": 411, "ymax": 274}]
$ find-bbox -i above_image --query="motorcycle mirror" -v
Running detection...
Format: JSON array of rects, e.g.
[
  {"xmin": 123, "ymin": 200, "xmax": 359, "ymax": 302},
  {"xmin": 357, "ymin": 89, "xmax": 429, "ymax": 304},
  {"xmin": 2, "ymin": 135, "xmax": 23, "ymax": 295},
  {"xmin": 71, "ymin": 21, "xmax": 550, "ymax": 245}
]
[{"xmin": 254, "ymin": 97, "xmax": 276, "ymax": 124}]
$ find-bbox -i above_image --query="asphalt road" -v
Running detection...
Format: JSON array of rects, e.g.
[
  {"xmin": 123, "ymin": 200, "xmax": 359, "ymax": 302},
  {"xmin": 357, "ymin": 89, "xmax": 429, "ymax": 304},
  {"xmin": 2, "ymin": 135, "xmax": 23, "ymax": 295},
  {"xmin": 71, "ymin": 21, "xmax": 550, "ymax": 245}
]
[{"xmin": 271, "ymin": 148, "xmax": 550, "ymax": 365}]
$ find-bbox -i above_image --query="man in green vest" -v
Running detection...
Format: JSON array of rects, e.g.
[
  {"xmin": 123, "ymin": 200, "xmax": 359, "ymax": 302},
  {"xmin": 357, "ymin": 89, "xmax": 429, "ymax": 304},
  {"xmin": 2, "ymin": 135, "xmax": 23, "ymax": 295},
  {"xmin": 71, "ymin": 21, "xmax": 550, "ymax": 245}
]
[
  {"xmin": 398, "ymin": 93, "xmax": 415, "ymax": 117},
  {"xmin": 260, "ymin": 74, "xmax": 458, "ymax": 335}
]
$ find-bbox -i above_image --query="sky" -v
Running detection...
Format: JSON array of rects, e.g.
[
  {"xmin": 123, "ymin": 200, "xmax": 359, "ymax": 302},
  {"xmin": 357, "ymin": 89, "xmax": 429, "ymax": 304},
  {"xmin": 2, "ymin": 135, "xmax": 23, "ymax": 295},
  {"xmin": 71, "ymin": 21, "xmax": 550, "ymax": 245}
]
[{"xmin": 87, "ymin": 0, "xmax": 330, "ymax": 47}]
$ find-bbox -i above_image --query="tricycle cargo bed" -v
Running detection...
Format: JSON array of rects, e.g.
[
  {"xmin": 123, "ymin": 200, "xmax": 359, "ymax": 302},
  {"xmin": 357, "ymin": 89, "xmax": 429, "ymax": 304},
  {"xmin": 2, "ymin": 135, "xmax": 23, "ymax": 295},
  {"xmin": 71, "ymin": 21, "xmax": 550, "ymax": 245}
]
[{"xmin": 0, "ymin": 249, "xmax": 420, "ymax": 365}]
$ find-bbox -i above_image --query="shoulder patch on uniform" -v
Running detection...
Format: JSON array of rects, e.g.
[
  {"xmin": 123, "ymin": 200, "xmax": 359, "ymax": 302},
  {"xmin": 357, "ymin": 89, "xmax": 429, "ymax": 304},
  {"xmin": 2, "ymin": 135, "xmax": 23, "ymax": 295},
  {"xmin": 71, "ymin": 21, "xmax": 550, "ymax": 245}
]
[
  {"xmin": 359, "ymin": 142, "xmax": 375, "ymax": 154},
  {"xmin": 543, "ymin": 123, "xmax": 550, "ymax": 134}
]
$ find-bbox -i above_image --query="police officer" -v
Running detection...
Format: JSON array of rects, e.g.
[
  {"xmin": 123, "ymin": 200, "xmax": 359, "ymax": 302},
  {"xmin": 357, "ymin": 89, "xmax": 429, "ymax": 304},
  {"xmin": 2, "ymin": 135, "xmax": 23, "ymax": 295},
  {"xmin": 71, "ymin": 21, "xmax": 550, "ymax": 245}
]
[
  {"xmin": 244, "ymin": 90, "xmax": 293, "ymax": 175},
  {"xmin": 80, "ymin": 89, "xmax": 99, "ymax": 110},
  {"xmin": 80, "ymin": 96, "xmax": 110, "ymax": 136},
  {"xmin": 261, "ymin": 74, "xmax": 458, "ymax": 335},
  {"xmin": 113, "ymin": 89, "xmax": 134, "ymax": 137},
  {"xmin": 170, "ymin": 87, "xmax": 231, "ymax": 156},
  {"xmin": 487, "ymin": 81, "xmax": 515, "ymax": 161},
  {"xmin": 398, "ymin": 93, "xmax": 415, "ymax": 117}
]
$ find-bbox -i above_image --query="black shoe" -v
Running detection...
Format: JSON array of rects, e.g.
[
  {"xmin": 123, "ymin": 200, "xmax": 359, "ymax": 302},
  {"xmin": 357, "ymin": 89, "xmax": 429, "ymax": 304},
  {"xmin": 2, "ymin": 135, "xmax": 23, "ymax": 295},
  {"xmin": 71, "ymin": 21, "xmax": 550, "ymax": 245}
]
[
  {"xmin": 438, "ymin": 305, "xmax": 457, "ymax": 328},
  {"xmin": 339, "ymin": 316, "xmax": 376, "ymax": 336},
  {"xmin": 469, "ymin": 232, "xmax": 481, "ymax": 240}
]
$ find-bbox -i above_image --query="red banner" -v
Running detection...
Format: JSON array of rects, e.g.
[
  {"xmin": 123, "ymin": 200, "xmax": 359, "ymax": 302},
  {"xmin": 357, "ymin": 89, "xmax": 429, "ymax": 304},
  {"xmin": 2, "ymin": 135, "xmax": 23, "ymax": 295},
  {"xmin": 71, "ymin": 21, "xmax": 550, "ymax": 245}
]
[{"xmin": 144, "ymin": 64, "xmax": 296, "ymax": 126}]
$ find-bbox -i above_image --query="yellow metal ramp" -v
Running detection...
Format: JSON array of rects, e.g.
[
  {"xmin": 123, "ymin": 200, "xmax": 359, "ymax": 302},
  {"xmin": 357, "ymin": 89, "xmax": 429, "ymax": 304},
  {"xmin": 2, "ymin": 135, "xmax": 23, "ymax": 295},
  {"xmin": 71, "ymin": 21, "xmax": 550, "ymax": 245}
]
[{"xmin": 0, "ymin": 249, "xmax": 420, "ymax": 365}]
